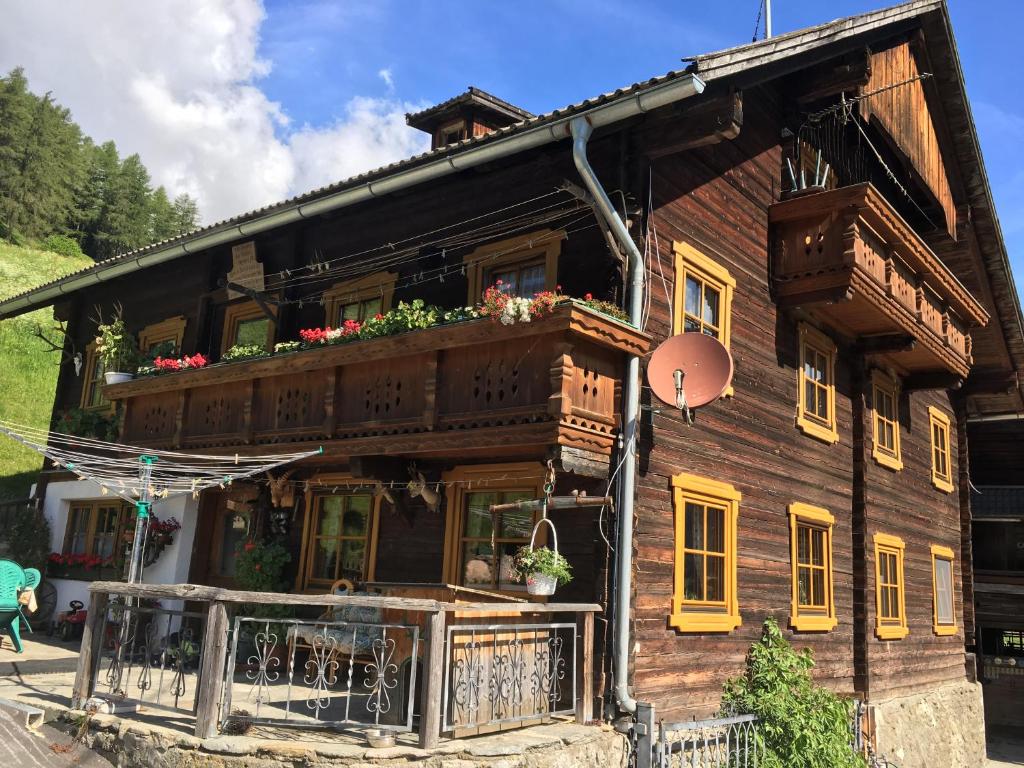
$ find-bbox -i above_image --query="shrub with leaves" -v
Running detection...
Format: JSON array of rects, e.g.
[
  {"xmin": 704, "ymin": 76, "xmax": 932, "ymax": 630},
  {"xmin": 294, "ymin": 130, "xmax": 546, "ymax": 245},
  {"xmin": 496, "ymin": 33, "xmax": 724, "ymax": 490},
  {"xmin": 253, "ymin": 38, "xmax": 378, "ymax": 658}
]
[
  {"xmin": 234, "ymin": 538, "xmax": 294, "ymax": 635},
  {"xmin": 54, "ymin": 406, "xmax": 121, "ymax": 441},
  {"xmin": 721, "ymin": 618, "xmax": 864, "ymax": 768},
  {"xmin": 41, "ymin": 234, "xmax": 85, "ymax": 259},
  {"xmin": 235, "ymin": 538, "xmax": 291, "ymax": 592},
  {"xmin": 1, "ymin": 506, "xmax": 51, "ymax": 573}
]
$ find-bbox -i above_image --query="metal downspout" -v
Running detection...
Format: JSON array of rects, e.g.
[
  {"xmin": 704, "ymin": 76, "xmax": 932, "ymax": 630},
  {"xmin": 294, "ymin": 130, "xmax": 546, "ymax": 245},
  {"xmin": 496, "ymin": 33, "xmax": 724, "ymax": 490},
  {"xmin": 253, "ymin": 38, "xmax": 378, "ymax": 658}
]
[{"xmin": 569, "ymin": 84, "xmax": 698, "ymax": 712}]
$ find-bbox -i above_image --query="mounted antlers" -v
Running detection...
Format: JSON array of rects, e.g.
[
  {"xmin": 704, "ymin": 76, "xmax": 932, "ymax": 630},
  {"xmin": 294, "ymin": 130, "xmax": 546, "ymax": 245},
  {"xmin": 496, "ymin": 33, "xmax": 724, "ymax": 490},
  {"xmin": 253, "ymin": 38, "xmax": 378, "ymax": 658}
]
[
  {"xmin": 266, "ymin": 469, "xmax": 296, "ymax": 508},
  {"xmin": 31, "ymin": 320, "xmax": 78, "ymax": 368},
  {"xmin": 407, "ymin": 466, "xmax": 440, "ymax": 513}
]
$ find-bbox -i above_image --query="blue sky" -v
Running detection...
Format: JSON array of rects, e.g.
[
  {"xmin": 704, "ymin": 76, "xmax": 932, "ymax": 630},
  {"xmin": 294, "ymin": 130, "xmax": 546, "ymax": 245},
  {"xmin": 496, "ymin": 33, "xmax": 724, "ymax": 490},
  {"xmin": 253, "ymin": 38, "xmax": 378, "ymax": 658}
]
[
  {"xmin": 3, "ymin": 1, "xmax": 1020, "ymax": 290},
  {"xmin": 257, "ymin": 0, "xmax": 1024, "ymax": 289}
]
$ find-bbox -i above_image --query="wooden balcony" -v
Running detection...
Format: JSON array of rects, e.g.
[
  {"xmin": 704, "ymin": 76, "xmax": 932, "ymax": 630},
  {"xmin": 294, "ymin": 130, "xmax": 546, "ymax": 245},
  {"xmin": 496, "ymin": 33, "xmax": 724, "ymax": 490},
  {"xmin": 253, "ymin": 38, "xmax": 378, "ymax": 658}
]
[
  {"xmin": 769, "ymin": 183, "xmax": 989, "ymax": 379},
  {"xmin": 104, "ymin": 302, "xmax": 650, "ymax": 474}
]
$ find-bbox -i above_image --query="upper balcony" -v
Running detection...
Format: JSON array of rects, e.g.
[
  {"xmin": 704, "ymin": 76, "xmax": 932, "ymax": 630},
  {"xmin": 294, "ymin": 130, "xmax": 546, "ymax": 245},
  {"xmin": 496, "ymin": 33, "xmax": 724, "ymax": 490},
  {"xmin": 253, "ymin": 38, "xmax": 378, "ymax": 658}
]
[
  {"xmin": 769, "ymin": 183, "xmax": 989, "ymax": 380},
  {"xmin": 103, "ymin": 302, "xmax": 649, "ymax": 474}
]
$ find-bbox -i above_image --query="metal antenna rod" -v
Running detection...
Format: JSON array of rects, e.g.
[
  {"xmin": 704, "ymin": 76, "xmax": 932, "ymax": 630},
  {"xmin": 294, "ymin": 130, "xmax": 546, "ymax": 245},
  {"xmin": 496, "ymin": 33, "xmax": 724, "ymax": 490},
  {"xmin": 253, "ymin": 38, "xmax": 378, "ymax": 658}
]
[{"xmin": 766, "ymin": 0, "xmax": 773, "ymax": 38}]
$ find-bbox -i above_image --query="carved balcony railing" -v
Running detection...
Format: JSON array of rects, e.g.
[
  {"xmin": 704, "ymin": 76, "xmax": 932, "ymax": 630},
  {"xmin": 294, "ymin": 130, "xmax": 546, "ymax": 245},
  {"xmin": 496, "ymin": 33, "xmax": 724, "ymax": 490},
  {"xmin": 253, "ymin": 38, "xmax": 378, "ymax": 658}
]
[
  {"xmin": 104, "ymin": 302, "xmax": 649, "ymax": 472},
  {"xmin": 770, "ymin": 183, "xmax": 989, "ymax": 379}
]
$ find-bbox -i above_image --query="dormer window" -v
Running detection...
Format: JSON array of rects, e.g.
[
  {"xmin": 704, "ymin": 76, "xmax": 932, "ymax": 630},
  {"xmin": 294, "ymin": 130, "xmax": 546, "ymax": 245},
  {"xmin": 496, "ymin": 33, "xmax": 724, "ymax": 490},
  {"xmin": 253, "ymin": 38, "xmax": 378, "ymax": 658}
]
[
  {"xmin": 406, "ymin": 88, "xmax": 533, "ymax": 152},
  {"xmin": 437, "ymin": 120, "xmax": 467, "ymax": 147}
]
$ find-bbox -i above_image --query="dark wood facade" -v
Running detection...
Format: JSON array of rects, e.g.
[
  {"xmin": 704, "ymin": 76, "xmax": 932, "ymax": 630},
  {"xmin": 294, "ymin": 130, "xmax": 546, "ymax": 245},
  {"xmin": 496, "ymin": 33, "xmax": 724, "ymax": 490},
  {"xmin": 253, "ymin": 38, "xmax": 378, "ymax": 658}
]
[{"xmin": 18, "ymin": 3, "xmax": 1023, "ymax": 730}]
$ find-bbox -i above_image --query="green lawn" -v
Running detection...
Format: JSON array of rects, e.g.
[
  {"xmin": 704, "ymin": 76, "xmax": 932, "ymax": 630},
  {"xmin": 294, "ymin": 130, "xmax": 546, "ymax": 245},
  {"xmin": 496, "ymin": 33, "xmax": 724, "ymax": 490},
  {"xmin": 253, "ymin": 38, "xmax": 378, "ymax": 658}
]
[{"xmin": 0, "ymin": 241, "xmax": 92, "ymax": 500}]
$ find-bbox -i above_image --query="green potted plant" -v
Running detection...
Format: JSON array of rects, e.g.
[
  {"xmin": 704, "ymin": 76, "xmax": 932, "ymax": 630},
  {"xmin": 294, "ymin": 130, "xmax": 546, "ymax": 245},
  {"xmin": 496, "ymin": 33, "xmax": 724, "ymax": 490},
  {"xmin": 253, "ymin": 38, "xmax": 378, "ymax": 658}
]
[
  {"xmin": 94, "ymin": 304, "xmax": 140, "ymax": 384},
  {"xmin": 514, "ymin": 544, "xmax": 572, "ymax": 596}
]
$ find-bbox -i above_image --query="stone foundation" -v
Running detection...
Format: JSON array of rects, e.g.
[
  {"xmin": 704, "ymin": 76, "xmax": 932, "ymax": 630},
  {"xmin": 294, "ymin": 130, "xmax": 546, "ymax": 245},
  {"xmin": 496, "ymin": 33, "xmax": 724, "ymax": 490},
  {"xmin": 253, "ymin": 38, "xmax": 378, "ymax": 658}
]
[
  {"xmin": 75, "ymin": 715, "xmax": 628, "ymax": 768},
  {"xmin": 871, "ymin": 679, "xmax": 986, "ymax": 768}
]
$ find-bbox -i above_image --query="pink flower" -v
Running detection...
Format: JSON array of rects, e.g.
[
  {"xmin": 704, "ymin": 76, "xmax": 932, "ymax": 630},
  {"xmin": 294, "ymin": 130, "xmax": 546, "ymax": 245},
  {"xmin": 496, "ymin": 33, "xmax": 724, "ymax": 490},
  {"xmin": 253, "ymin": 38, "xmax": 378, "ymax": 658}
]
[{"xmin": 584, "ymin": 293, "xmax": 593, "ymax": 301}]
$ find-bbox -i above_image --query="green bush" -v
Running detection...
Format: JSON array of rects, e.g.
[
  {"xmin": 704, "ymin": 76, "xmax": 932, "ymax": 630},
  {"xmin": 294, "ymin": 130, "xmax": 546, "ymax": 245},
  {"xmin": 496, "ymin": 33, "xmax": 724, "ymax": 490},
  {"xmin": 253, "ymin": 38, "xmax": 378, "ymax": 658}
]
[
  {"xmin": 0, "ymin": 505, "xmax": 51, "ymax": 573},
  {"xmin": 721, "ymin": 618, "xmax": 864, "ymax": 768},
  {"xmin": 41, "ymin": 234, "xmax": 85, "ymax": 259},
  {"xmin": 234, "ymin": 538, "xmax": 294, "ymax": 637},
  {"xmin": 54, "ymin": 406, "xmax": 121, "ymax": 441},
  {"xmin": 234, "ymin": 538, "xmax": 291, "ymax": 592}
]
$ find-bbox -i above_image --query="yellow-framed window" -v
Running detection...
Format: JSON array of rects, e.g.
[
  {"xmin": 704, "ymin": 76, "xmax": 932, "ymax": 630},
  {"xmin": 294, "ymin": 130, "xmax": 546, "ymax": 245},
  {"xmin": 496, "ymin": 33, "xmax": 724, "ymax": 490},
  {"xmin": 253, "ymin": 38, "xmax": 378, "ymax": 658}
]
[
  {"xmin": 928, "ymin": 406, "xmax": 954, "ymax": 493},
  {"xmin": 871, "ymin": 370, "xmax": 902, "ymax": 471},
  {"xmin": 221, "ymin": 300, "xmax": 276, "ymax": 355},
  {"xmin": 138, "ymin": 316, "xmax": 187, "ymax": 357},
  {"xmin": 930, "ymin": 544, "xmax": 957, "ymax": 636},
  {"xmin": 788, "ymin": 503, "xmax": 837, "ymax": 632},
  {"xmin": 796, "ymin": 323, "xmax": 838, "ymax": 444},
  {"xmin": 79, "ymin": 342, "xmax": 110, "ymax": 411},
  {"xmin": 874, "ymin": 532, "xmax": 908, "ymax": 640},
  {"xmin": 300, "ymin": 490, "xmax": 380, "ymax": 590},
  {"xmin": 672, "ymin": 241, "xmax": 735, "ymax": 346},
  {"xmin": 323, "ymin": 271, "xmax": 397, "ymax": 328},
  {"xmin": 463, "ymin": 230, "xmax": 562, "ymax": 304},
  {"xmin": 63, "ymin": 500, "xmax": 130, "ymax": 559},
  {"xmin": 670, "ymin": 473, "xmax": 741, "ymax": 633},
  {"xmin": 441, "ymin": 463, "xmax": 546, "ymax": 593}
]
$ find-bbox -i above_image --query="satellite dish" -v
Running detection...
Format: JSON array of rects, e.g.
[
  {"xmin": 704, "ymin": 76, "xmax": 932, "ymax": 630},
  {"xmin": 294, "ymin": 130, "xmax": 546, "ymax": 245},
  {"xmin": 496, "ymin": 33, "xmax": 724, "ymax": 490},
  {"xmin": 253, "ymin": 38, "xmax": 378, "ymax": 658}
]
[{"xmin": 647, "ymin": 332, "xmax": 734, "ymax": 412}]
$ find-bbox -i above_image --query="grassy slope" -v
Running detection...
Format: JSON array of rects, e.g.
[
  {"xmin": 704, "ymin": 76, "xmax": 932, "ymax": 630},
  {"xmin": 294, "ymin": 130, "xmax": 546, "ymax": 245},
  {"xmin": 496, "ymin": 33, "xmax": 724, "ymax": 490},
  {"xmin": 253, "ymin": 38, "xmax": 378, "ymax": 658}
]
[{"xmin": 0, "ymin": 242, "xmax": 92, "ymax": 500}]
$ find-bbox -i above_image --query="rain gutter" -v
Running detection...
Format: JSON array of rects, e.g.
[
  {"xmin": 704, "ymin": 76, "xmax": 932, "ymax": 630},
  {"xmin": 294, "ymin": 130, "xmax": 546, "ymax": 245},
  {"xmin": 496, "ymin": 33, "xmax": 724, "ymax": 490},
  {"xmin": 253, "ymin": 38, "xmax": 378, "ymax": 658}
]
[{"xmin": 0, "ymin": 73, "xmax": 706, "ymax": 320}]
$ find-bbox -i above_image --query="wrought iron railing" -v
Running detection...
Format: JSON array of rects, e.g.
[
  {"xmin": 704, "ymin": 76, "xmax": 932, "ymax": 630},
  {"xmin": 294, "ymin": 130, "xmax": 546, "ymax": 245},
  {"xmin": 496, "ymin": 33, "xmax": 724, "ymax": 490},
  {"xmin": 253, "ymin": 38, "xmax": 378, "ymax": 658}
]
[
  {"xmin": 443, "ymin": 622, "xmax": 576, "ymax": 732},
  {"xmin": 222, "ymin": 616, "xmax": 420, "ymax": 731},
  {"xmin": 72, "ymin": 582, "xmax": 597, "ymax": 748},
  {"xmin": 635, "ymin": 704, "xmax": 763, "ymax": 768},
  {"xmin": 657, "ymin": 714, "xmax": 762, "ymax": 768},
  {"xmin": 93, "ymin": 600, "xmax": 207, "ymax": 715}
]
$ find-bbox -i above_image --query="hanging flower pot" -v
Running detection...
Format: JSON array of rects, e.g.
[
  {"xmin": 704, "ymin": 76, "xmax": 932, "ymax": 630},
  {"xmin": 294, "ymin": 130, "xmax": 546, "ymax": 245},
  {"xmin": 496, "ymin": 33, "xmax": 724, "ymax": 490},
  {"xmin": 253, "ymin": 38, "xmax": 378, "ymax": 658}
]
[
  {"xmin": 526, "ymin": 571, "xmax": 559, "ymax": 596},
  {"xmin": 104, "ymin": 371, "xmax": 134, "ymax": 385},
  {"xmin": 515, "ymin": 517, "xmax": 573, "ymax": 596}
]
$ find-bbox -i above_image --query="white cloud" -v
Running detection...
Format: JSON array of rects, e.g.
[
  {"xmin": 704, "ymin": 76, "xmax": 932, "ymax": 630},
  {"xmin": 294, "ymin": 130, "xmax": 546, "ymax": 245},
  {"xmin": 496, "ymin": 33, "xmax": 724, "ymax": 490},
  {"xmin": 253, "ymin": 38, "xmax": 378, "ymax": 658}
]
[
  {"xmin": 0, "ymin": 0, "xmax": 429, "ymax": 225},
  {"xmin": 378, "ymin": 68, "xmax": 395, "ymax": 91}
]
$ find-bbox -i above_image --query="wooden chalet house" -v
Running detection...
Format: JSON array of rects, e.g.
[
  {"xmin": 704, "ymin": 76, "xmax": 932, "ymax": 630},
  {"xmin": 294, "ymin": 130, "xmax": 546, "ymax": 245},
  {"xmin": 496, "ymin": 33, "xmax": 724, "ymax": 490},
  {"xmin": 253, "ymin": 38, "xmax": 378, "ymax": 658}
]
[{"xmin": 2, "ymin": 1, "xmax": 1022, "ymax": 762}]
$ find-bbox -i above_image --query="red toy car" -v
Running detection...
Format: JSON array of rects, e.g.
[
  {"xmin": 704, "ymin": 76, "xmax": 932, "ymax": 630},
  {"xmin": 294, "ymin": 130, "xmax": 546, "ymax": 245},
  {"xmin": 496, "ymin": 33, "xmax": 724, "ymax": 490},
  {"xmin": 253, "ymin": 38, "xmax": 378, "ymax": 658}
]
[{"xmin": 48, "ymin": 600, "xmax": 87, "ymax": 642}]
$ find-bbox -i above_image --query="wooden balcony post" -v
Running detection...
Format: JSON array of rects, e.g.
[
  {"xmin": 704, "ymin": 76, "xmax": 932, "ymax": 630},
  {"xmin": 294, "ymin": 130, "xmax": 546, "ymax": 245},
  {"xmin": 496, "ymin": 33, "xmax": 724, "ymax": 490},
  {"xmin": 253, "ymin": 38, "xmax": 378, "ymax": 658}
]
[
  {"xmin": 241, "ymin": 380, "xmax": 255, "ymax": 444},
  {"xmin": 423, "ymin": 351, "xmax": 439, "ymax": 430},
  {"xmin": 71, "ymin": 590, "xmax": 109, "ymax": 709},
  {"xmin": 194, "ymin": 600, "xmax": 229, "ymax": 739},
  {"xmin": 418, "ymin": 608, "xmax": 447, "ymax": 749},
  {"xmin": 548, "ymin": 341, "xmax": 575, "ymax": 421},
  {"xmin": 576, "ymin": 610, "xmax": 594, "ymax": 724},
  {"xmin": 324, "ymin": 368, "xmax": 337, "ymax": 436}
]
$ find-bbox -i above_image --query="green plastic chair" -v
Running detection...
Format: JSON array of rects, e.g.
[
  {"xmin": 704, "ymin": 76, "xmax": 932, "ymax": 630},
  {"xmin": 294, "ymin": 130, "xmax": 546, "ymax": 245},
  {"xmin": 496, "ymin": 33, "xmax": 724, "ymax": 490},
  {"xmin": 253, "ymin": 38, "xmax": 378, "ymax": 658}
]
[{"xmin": 0, "ymin": 559, "xmax": 41, "ymax": 653}]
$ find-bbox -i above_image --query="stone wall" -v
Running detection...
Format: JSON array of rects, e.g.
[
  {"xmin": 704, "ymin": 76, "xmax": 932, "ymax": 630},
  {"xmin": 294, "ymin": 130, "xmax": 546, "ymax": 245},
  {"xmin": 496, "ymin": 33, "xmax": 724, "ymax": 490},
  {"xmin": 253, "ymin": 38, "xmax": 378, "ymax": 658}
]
[
  {"xmin": 872, "ymin": 679, "xmax": 986, "ymax": 768},
  {"xmin": 80, "ymin": 717, "xmax": 628, "ymax": 768}
]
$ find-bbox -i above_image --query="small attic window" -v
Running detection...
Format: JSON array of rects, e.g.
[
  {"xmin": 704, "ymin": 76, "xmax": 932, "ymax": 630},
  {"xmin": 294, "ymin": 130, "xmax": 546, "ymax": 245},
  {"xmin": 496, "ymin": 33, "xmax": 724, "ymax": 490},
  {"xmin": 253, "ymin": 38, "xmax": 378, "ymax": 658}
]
[{"xmin": 437, "ymin": 120, "xmax": 466, "ymax": 147}]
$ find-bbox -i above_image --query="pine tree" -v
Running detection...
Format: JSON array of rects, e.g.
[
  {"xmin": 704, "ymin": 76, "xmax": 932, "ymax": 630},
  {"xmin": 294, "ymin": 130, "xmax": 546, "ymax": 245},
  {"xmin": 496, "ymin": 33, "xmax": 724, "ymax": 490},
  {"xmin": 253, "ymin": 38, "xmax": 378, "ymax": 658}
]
[
  {"xmin": 171, "ymin": 192, "xmax": 200, "ymax": 235},
  {"xmin": 78, "ymin": 140, "xmax": 122, "ymax": 259},
  {"xmin": 0, "ymin": 67, "xmax": 203, "ymax": 260},
  {"xmin": 149, "ymin": 186, "xmax": 177, "ymax": 242},
  {"xmin": 0, "ymin": 68, "xmax": 35, "ymax": 238}
]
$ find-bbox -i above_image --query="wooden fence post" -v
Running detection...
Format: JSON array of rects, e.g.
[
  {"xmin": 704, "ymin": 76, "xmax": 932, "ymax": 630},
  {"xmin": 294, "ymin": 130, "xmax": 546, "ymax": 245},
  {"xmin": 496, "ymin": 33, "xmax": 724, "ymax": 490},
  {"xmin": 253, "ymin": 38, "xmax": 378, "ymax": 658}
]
[
  {"xmin": 71, "ymin": 591, "xmax": 109, "ymax": 709},
  {"xmin": 194, "ymin": 601, "xmax": 229, "ymax": 739},
  {"xmin": 576, "ymin": 610, "xmax": 594, "ymax": 724},
  {"xmin": 418, "ymin": 608, "xmax": 447, "ymax": 749}
]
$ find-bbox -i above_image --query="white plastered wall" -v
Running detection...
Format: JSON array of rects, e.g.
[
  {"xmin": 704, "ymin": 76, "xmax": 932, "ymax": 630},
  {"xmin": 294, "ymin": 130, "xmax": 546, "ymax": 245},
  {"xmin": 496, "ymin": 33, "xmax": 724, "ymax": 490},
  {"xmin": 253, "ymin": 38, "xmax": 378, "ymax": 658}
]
[{"xmin": 42, "ymin": 479, "xmax": 199, "ymax": 617}]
